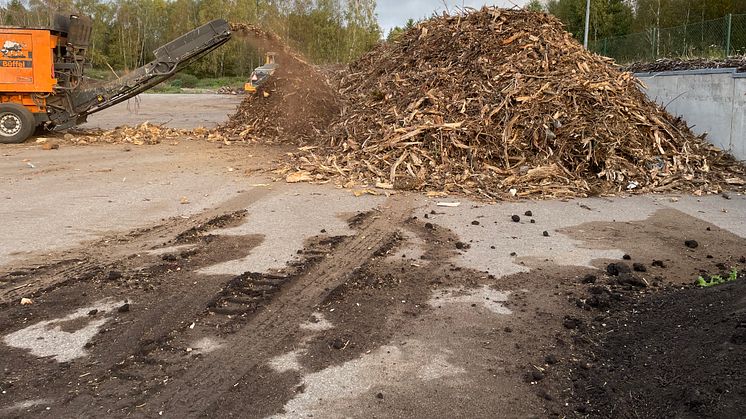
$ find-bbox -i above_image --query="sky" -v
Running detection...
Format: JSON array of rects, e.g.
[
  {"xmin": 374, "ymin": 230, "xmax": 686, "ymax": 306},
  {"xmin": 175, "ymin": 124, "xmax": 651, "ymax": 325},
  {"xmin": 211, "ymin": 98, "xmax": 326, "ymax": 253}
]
[{"xmin": 376, "ymin": 0, "xmax": 530, "ymax": 36}]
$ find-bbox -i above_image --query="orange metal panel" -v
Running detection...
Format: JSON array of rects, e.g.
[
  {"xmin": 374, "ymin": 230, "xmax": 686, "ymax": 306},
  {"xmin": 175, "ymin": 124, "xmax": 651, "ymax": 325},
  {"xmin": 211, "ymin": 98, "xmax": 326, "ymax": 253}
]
[
  {"xmin": 0, "ymin": 93, "xmax": 46, "ymax": 113},
  {"xmin": 0, "ymin": 33, "xmax": 33, "ymax": 84},
  {"xmin": 0, "ymin": 28, "xmax": 56, "ymax": 93}
]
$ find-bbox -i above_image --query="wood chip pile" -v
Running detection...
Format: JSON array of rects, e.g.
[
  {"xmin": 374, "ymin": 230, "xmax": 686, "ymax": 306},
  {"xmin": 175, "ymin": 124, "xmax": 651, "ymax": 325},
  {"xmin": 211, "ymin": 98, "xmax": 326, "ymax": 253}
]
[
  {"xmin": 625, "ymin": 57, "xmax": 746, "ymax": 73},
  {"xmin": 284, "ymin": 8, "xmax": 743, "ymax": 198},
  {"xmin": 220, "ymin": 24, "xmax": 340, "ymax": 144}
]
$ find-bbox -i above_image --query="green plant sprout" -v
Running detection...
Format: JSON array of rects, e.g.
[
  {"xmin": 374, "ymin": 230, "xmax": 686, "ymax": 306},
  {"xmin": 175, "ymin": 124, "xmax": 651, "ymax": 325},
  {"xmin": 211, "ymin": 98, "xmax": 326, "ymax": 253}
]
[{"xmin": 696, "ymin": 268, "xmax": 739, "ymax": 287}]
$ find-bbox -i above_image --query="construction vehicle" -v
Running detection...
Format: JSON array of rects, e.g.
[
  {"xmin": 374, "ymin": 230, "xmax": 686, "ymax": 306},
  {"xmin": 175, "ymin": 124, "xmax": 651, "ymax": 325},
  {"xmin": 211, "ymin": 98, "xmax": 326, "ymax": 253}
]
[
  {"xmin": 0, "ymin": 15, "xmax": 231, "ymax": 143},
  {"xmin": 244, "ymin": 52, "xmax": 278, "ymax": 94}
]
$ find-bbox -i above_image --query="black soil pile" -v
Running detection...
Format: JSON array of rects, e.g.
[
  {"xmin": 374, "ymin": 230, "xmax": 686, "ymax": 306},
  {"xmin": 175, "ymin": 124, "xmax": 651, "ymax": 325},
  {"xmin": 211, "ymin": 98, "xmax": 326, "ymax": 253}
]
[
  {"xmin": 626, "ymin": 56, "xmax": 746, "ymax": 73},
  {"xmin": 220, "ymin": 24, "xmax": 340, "ymax": 143},
  {"xmin": 288, "ymin": 8, "xmax": 744, "ymax": 198},
  {"xmin": 570, "ymin": 277, "xmax": 746, "ymax": 418}
]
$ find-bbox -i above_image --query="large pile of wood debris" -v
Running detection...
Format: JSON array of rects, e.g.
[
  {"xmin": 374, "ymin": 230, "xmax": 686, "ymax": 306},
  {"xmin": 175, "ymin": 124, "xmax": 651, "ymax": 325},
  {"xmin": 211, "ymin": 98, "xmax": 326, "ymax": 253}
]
[
  {"xmin": 219, "ymin": 23, "xmax": 340, "ymax": 143},
  {"xmin": 282, "ymin": 8, "xmax": 743, "ymax": 198}
]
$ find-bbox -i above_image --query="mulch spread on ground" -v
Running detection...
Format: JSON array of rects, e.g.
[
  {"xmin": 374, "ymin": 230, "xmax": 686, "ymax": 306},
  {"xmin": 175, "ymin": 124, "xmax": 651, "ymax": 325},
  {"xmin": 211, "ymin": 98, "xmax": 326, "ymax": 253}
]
[
  {"xmin": 625, "ymin": 56, "xmax": 746, "ymax": 73},
  {"xmin": 570, "ymin": 277, "xmax": 746, "ymax": 418},
  {"xmin": 239, "ymin": 8, "xmax": 743, "ymax": 198}
]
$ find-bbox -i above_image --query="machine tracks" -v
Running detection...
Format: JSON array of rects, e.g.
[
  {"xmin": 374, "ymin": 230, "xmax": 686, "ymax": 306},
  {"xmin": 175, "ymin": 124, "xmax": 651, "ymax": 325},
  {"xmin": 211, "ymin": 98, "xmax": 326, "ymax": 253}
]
[
  {"xmin": 0, "ymin": 192, "xmax": 263, "ymax": 306},
  {"xmin": 1, "ymin": 193, "xmax": 411, "ymax": 417},
  {"xmin": 134, "ymin": 198, "xmax": 411, "ymax": 417}
]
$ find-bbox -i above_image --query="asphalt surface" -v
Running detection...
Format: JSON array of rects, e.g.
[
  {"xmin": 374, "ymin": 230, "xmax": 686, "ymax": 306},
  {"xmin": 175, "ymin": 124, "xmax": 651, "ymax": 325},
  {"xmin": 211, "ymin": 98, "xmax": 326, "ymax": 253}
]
[
  {"xmin": 0, "ymin": 141, "xmax": 254, "ymax": 267},
  {"xmin": 79, "ymin": 93, "xmax": 243, "ymax": 130},
  {"xmin": 1, "ymin": 94, "xmax": 245, "ymax": 267}
]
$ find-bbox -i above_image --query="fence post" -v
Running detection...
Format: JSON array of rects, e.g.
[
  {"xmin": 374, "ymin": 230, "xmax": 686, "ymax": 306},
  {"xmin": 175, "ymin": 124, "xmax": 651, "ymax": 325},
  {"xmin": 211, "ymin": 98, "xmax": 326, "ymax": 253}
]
[
  {"xmin": 725, "ymin": 14, "xmax": 732, "ymax": 57},
  {"xmin": 649, "ymin": 28, "xmax": 653, "ymax": 60}
]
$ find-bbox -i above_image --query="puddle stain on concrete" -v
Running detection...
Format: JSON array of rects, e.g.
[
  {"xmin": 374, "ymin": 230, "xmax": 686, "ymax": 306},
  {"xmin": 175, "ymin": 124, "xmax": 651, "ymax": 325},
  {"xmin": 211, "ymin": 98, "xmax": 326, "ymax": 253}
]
[
  {"xmin": 271, "ymin": 340, "xmax": 464, "ymax": 418},
  {"xmin": 3, "ymin": 299, "xmax": 126, "ymax": 362},
  {"xmin": 428, "ymin": 286, "xmax": 512, "ymax": 315},
  {"xmin": 423, "ymin": 198, "xmax": 660, "ymax": 278}
]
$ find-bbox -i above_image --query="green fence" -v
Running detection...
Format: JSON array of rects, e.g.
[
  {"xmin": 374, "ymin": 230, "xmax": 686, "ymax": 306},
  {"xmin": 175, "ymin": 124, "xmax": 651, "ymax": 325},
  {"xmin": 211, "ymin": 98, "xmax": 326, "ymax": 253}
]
[{"xmin": 590, "ymin": 14, "xmax": 746, "ymax": 64}]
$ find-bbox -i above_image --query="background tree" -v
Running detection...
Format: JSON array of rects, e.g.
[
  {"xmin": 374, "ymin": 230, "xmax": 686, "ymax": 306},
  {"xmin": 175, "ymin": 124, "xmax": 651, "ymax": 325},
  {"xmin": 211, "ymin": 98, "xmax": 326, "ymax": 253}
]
[
  {"xmin": 525, "ymin": 0, "xmax": 545, "ymax": 12},
  {"xmin": 0, "ymin": 0, "xmax": 381, "ymax": 77},
  {"xmin": 386, "ymin": 18, "xmax": 415, "ymax": 42},
  {"xmin": 633, "ymin": 0, "xmax": 746, "ymax": 31},
  {"xmin": 543, "ymin": 0, "xmax": 746, "ymax": 41},
  {"xmin": 546, "ymin": 0, "xmax": 633, "ymax": 41}
]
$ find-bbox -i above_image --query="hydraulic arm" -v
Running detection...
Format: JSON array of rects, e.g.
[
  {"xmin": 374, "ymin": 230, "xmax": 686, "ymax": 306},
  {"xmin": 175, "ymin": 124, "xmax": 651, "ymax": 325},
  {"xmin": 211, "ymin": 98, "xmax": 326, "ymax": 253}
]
[
  {"xmin": 0, "ymin": 16, "xmax": 231, "ymax": 143},
  {"xmin": 45, "ymin": 19, "xmax": 232, "ymax": 130}
]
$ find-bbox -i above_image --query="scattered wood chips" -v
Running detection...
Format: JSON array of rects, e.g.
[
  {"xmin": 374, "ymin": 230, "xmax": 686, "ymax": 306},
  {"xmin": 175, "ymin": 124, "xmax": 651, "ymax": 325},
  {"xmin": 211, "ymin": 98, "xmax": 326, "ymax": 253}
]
[
  {"xmin": 63, "ymin": 122, "xmax": 230, "ymax": 145},
  {"xmin": 625, "ymin": 57, "xmax": 746, "ymax": 74}
]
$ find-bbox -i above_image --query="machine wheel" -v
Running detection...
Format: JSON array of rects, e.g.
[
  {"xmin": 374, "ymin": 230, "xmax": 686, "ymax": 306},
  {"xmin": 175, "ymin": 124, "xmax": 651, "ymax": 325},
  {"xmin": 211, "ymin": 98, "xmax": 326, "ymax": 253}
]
[{"xmin": 0, "ymin": 103, "xmax": 36, "ymax": 144}]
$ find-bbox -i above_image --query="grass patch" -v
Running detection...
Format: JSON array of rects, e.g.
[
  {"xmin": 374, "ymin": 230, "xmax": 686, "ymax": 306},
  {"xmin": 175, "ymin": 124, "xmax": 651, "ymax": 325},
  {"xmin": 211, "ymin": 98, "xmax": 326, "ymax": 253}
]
[
  {"xmin": 149, "ymin": 83, "xmax": 183, "ymax": 94},
  {"xmin": 696, "ymin": 268, "xmax": 740, "ymax": 287},
  {"xmin": 145, "ymin": 75, "xmax": 246, "ymax": 94},
  {"xmin": 85, "ymin": 68, "xmax": 115, "ymax": 81},
  {"xmin": 82, "ymin": 69, "xmax": 246, "ymax": 93},
  {"xmin": 194, "ymin": 76, "xmax": 246, "ymax": 89}
]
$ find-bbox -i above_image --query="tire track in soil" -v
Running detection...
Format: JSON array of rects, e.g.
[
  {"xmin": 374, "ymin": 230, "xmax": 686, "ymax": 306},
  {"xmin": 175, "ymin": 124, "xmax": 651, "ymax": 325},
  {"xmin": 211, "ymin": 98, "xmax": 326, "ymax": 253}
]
[
  {"xmin": 0, "ymin": 259, "xmax": 99, "ymax": 306},
  {"xmin": 207, "ymin": 216, "xmax": 465, "ymax": 418},
  {"xmin": 130, "ymin": 197, "xmax": 413, "ymax": 417},
  {"xmin": 0, "ymin": 189, "xmax": 270, "ymax": 306},
  {"xmin": 0, "ymin": 234, "xmax": 265, "ymax": 414},
  {"xmin": 0, "ymin": 194, "xmax": 266, "ymax": 413},
  {"xmin": 61, "ymin": 233, "xmax": 347, "ymax": 416}
]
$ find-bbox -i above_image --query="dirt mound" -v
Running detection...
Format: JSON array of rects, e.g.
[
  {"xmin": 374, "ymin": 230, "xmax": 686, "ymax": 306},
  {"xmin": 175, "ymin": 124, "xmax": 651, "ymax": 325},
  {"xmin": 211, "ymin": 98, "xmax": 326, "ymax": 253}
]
[
  {"xmin": 287, "ymin": 8, "xmax": 743, "ymax": 198},
  {"xmin": 569, "ymin": 277, "xmax": 746, "ymax": 417},
  {"xmin": 220, "ymin": 24, "xmax": 340, "ymax": 144},
  {"xmin": 625, "ymin": 56, "xmax": 746, "ymax": 73}
]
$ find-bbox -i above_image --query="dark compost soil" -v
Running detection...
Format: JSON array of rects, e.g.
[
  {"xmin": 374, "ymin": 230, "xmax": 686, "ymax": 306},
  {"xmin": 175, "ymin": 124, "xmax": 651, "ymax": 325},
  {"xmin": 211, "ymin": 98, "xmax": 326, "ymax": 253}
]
[{"xmin": 570, "ymin": 277, "xmax": 746, "ymax": 418}]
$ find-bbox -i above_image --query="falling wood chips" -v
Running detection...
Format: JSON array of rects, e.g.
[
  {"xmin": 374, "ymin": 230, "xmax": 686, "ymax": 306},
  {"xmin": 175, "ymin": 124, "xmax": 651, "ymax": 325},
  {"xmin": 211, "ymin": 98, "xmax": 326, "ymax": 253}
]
[
  {"xmin": 271, "ymin": 7, "xmax": 744, "ymax": 199},
  {"xmin": 219, "ymin": 23, "xmax": 340, "ymax": 144}
]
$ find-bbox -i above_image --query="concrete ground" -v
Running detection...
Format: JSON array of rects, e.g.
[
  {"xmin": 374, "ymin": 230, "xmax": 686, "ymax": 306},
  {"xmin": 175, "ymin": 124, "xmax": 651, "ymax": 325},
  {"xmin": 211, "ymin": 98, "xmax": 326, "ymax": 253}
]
[
  {"xmin": 0, "ymin": 94, "xmax": 250, "ymax": 267},
  {"xmin": 79, "ymin": 93, "xmax": 244, "ymax": 130},
  {"xmin": 2, "ymin": 146, "xmax": 744, "ymax": 275},
  {"xmin": 1, "ymin": 94, "xmax": 745, "ymax": 418}
]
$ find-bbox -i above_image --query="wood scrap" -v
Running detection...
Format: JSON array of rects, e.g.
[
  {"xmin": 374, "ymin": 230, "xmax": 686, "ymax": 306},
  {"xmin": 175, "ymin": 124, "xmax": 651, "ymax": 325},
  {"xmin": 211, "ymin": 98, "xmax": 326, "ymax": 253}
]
[{"xmin": 62, "ymin": 123, "xmax": 227, "ymax": 145}]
